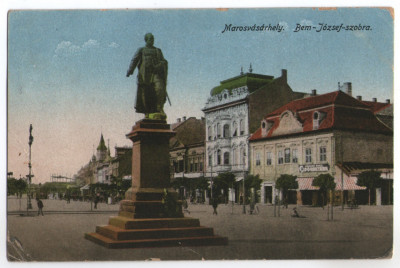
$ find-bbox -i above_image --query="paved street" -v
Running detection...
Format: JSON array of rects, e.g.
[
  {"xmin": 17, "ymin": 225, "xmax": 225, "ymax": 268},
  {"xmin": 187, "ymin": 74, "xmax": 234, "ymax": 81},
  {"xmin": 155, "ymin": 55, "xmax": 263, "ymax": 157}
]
[{"xmin": 6, "ymin": 196, "xmax": 393, "ymax": 261}]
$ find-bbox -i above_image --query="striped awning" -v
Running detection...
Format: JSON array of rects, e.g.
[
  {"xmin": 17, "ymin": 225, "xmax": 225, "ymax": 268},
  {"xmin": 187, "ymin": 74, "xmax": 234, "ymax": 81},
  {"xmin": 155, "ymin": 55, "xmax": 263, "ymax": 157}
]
[
  {"xmin": 336, "ymin": 177, "xmax": 366, "ymax": 190},
  {"xmin": 296, "ymin": 177, "xmax": 319, "ymax": 190},
  {"xmin": 296, "ymin": 177, "xmax": 366, "ymax": 191}
]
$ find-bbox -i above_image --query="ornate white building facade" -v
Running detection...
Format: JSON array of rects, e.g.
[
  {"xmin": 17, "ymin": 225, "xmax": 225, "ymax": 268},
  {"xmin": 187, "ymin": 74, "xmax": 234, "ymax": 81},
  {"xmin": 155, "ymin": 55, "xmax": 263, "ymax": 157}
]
[
  {"xmin": 204, "ymin": 86, "xmax": 250, "ymax": 179},
  {"xmin": 203, "ymin": 69, "xmax": 305, "ymax": 202}
]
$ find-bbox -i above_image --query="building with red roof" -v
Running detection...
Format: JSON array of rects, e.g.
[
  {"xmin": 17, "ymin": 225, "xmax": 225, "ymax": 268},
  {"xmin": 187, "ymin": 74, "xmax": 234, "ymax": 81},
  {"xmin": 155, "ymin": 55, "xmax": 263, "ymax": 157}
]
[{"xmin": 249, "ymin": 90, "xmax": 393, "ymax": 206}]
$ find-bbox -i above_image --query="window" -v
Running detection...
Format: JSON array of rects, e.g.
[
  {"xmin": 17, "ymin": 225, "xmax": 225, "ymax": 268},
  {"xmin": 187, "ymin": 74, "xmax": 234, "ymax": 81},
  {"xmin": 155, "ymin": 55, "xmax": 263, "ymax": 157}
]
[
  {"xmin": 305, "ymin": 148, "xmax": 312, "ymax": 163},
  {"xmin": 266, "ymin": 152, "xmax": 272, "ymax": 165},
  {"xmin": 313, "ymin": 112, "xmax": 320, "ymax": 130},
  {"xmin": 190, "ymin": 158, "xmax": 194, "ymax": 172},
  {"xmin": 223, "ymin": 124, "xmax": 230, "ymax": 138},
  {"xmin": 256, "ymin": 152, "xmax": 261, "ymax": 166},
  {"xmin": 320, "ymin": 146, "xmax": 327, "ymax": 162},
  {"xmin": 223, "ymin": 152, "xmax": 230, "ymax": 165},
  {"xmin": 217, "ymin": 150, "xmax": 221, "ymax": 165},
  {"xmin": 213, "ymin": 125, "xmax": 217, "ymax": 140},
  {"xmin": 292, "ymin": 149, "xmax": 298, "ymax": 163},
  {"xmin": 240, "ymin": 119, "xmax": 245, "ymax": 135},
  {"xmin": 178, "ymin": 159, "xmax": 184, "ymax": 172},
  {"xmin": 284, "ymin": 148, "xmax": 291, "ymax": 163},
  {"xmin": 278, "ymin": 151, "xmax": 284, "ymax": 164},
  {"xmin": 208, "ymin": 155, "xmax": 212, "ymax": 167},
  {"xmin": 217, "ymin": 123, "xmax": 221, "ymax": 138},
  {"xmin": 208, "ymin": 126, "xmax": 212, "ymax": 141},
  {"xmin": 232, "ymin": 121, "xmax": 238, "ymax": 136}
]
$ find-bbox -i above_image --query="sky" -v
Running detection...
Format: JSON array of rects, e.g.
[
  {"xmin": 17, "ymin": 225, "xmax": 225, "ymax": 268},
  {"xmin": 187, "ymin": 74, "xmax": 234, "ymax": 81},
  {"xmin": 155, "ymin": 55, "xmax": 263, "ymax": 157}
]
[{"xmin": 4, "ymin": 5, "xmax": 394, "ymax": 184}]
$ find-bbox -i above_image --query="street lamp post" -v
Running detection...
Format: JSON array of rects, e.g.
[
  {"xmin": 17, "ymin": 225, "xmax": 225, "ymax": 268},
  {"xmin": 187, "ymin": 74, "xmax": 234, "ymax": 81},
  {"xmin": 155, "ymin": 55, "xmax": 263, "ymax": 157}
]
[
  {"xmin": 242, "ymin": 152, "xmax": 246, "ymax": 214},
  {"xmin": 210, "ymin": 164, "xmax": 213, "ymax": 200}
]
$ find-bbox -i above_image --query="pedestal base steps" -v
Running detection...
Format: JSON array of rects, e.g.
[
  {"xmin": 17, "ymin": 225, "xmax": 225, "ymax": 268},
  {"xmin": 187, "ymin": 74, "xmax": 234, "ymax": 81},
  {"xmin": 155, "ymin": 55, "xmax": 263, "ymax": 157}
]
[{"xmin": 85, "ymin": 216, "xmax": 228, "ymax": 249}]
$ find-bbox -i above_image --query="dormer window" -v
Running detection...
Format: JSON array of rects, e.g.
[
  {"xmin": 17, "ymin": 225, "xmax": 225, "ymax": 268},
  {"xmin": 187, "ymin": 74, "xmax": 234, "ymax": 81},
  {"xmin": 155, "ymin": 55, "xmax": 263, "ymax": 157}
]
[
  {"xmin": 261, "ymin": 119, "xmax": 273, "ymax": 137},
  {"xmin": 313, "ymin": 111, "xmax": 320, "ymax": 130},
  {"xmin": 312, "ymin": 111, "xmax": 326, "ymax": 130}
]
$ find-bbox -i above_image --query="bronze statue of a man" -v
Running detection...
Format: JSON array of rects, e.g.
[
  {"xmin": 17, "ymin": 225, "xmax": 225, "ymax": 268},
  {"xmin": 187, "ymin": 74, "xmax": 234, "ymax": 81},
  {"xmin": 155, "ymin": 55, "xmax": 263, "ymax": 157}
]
[{"xmin": 127, "ymin": 33, "xmax": 168, "ymax": 119}]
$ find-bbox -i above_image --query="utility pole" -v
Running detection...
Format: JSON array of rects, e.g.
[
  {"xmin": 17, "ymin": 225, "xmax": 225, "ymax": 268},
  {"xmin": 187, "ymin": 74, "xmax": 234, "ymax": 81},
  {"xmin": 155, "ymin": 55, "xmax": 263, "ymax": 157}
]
[{"xmin": 27, "ymin": 124, "xmax": 34, "ymax": 215}]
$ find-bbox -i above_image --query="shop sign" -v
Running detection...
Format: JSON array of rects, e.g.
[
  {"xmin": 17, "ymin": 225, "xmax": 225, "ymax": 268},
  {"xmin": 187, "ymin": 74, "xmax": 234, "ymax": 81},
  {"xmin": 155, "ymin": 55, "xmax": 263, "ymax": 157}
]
[{"xmin": 299, "ymin": 164, "xmax": 330, "ymax": 173}]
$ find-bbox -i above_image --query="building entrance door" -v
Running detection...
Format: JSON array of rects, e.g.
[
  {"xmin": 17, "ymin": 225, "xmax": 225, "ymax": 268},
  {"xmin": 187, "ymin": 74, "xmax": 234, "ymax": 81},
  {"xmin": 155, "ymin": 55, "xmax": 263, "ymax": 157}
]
[{"xmin": 264, "ymin": 186, "xmax": 272, "ymax": 204}]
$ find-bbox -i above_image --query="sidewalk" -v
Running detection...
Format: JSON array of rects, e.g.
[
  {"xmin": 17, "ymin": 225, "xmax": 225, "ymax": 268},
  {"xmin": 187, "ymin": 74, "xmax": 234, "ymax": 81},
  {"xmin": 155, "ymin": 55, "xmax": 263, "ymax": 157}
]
[
  {"xmin": 6, "ymin": 197, "xmax": 393, "ymax": 261},
  {"xmin": 7, "ymin": 196, "xmax": 119, "ymax": 215}
]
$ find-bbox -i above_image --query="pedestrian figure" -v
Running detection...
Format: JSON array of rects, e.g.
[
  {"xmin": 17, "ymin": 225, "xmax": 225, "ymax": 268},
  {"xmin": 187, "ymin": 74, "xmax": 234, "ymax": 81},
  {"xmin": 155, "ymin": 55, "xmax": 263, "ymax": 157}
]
[
  {"xmin": 212, "ymin": 197, "xmax": 218, "ymax": 215},
  {"xmin": 94, "ymin": 193, "xmax": 100, "ymax": 209},
  {"xmin": 250, "ymin": 201, "xmax": 255, "ymax": 214},
  {"xmin": 283, "ymin": 196, "xmax": 288, "ymax": 209},
  {"xmin": 183, "ymin": 199, "xmax": 190, "ymax": 214},
  {"xmin": 291, "ymin": 207, "xmax": 305, "ymax": 218},
  {"xmin": 36, "ymin": 198, "xmax": 44, "ymax": 216}
]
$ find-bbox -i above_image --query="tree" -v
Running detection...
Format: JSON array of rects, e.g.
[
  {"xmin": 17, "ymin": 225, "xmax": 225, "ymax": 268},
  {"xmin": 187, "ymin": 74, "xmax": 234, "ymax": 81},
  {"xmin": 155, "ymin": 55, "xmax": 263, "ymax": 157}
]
[
  {"xmin": 14, "ymin": 178, "xmax": 28, "ymax": 198},
  {"xmin": 312, "ymin": 173, "xmax": 336, "ymax": 216},
  {"xmin": 275, "ymin": 174, "xmax": 298, "ymax": 205},
  {"xmin": 357, "ymin": 170, "xmax": 382, "ymax": 205},
  {"xmin": 244, "ymin": 174, "xmax": 263, "ymax": 203},
  {"xmin": 7, "ymin": 178, "xmax": 18, "ymax": 196},
  {"xmin": 213, "ymin": 172, "xmax": 236, "ymax": 202}
]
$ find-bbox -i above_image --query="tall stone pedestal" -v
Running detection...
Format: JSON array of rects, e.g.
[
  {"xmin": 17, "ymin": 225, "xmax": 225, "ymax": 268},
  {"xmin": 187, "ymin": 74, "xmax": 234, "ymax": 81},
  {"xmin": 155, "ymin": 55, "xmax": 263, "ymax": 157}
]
[{"xmin": 85, "ymin": 119, "xmax": 227, "ymax": 248}]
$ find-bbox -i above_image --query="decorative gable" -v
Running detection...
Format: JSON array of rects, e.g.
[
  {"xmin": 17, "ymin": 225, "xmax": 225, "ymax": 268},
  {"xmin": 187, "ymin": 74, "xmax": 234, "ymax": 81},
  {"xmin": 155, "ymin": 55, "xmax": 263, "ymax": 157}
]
[{"xmin": 272, "ymin": 110, "xmax": 303, "ymax": 136}]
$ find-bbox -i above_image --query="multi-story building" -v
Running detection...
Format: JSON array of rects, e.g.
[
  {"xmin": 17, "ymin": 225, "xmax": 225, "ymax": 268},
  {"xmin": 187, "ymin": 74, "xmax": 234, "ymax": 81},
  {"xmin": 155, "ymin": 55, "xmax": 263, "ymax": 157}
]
[
  {"xmin": 202, "ymin": 68, "xmax": 305, "ymax": 201},
  {"xmin": 170, "ymin": 117, "xmax": 206, "ymax": 179},
  {"xmin": 249, "ymin": 90, "xmax": 393, "ymax": 205}
]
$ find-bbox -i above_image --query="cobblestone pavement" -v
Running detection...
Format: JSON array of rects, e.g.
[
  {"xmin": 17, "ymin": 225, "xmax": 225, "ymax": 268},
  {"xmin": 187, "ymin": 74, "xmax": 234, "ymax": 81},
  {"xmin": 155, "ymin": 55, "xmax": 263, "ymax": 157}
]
[{"xmin": 6, "ymin": 196, "xmax": 393, "ymax": 261}]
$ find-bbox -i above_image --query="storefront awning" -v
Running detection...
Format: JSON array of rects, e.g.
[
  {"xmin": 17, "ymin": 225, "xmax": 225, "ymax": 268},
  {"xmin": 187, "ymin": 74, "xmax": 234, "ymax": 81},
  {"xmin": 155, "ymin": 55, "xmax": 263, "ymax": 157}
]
[
  {"xmin": 297, "ymin": 178, "xmax": 319, "ymax": 190},
  {"xmin": 296, "ymin": 177, "xmax": 366, "ymax": 191}
]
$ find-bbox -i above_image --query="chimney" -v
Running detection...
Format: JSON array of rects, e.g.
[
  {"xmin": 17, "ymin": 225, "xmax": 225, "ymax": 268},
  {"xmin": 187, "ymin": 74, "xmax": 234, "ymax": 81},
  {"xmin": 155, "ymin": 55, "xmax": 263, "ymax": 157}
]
[
  {"xmin": 311, "ymin": 89, "xmax": 317, "ymax": 96},
  {"xmin": 281, "ymin": 69, "xmax": 287, "ymax": 82},
  {"xmin": 344, "ymin": 82, "xmax": 352, "ymax": 96},
  {"xmin": 356, "ymin": 96, "xmax": 362, "ymax": 101},
  {"xmin": 386, "ymin": 99, "xmax": 390, "ymax": 104},
  {"xmin": 177, "ymin": 118, "xmax": 181, "ymax": 123},
  {"xmin": 183, "ymin": 116, "xmax": 187, "ymax": 121},
  {"xmin": 372, "ymin": 98, "xmax": 377, "ymax": 102}
]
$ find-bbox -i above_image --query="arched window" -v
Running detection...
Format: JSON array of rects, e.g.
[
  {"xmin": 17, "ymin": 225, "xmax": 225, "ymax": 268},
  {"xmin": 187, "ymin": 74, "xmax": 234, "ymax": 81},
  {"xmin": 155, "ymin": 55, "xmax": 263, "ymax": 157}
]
[
  {"xmin": 224, "ymin": 152, "xmax": 230, "ymax": 165},
  {"xmin": 232, "ymin": 121, "xmax": 238, "ymax": 137},
  {"xmin": 240, "ymin": 119, "xmax": 245, "ymax": 135},
  {"xmin": 223, "ymin": 124, "xmax": 230, "ymax": 138},
  {"xmin": 217, "ymin": 150, "xmax": 221, "ymax": 165}
]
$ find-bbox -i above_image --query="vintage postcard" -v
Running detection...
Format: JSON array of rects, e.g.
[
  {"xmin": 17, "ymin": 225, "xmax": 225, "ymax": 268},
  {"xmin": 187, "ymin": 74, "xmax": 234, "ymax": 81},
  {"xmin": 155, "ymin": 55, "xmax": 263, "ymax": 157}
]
[{"xmin": 3, "ymin": 2, "xmax": 396, "ymax": 264}]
